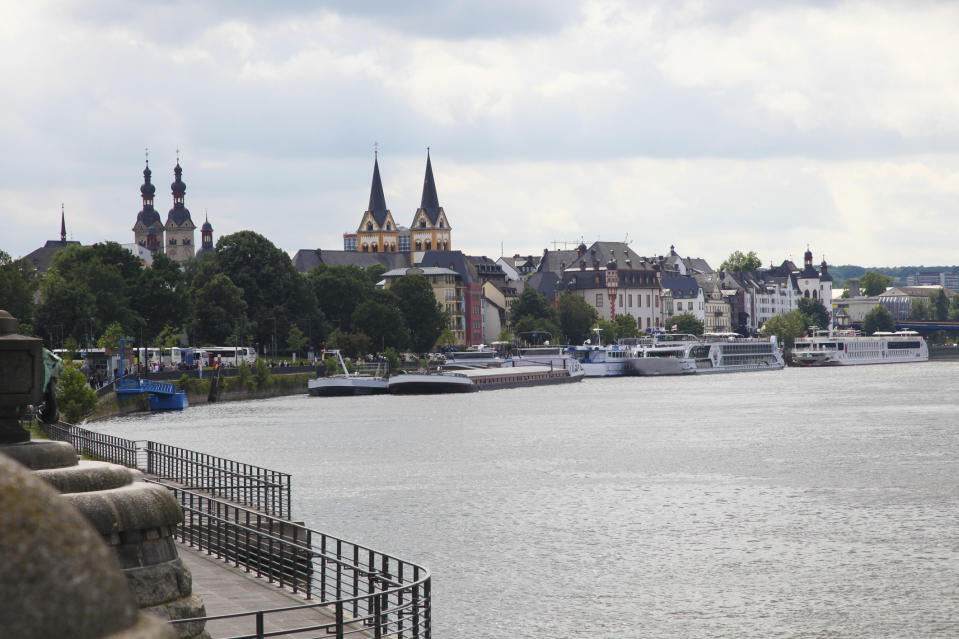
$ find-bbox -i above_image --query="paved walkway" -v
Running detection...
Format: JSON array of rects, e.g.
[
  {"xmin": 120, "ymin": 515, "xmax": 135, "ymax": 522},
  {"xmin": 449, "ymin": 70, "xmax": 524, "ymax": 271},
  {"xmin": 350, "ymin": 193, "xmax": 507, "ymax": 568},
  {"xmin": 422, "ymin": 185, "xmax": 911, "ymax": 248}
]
[{"xmin": 178, "ymin": 543, "xmax": 361, "ymax": 639}]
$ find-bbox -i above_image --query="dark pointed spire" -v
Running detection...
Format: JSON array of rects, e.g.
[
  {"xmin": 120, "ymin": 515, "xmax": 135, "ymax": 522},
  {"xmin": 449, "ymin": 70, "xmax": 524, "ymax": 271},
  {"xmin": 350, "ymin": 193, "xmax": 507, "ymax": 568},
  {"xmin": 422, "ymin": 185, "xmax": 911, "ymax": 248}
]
[
  {"xmin": 60, "ymin": 204, "xmax": 66, "ymax": 243},
  {"xmin": 420, "ymin": 148, "xmax": 440, "ymax": 211},
  {"xmin": 366, "ymin": 156, "xmax": 390, "ymax": 226}
]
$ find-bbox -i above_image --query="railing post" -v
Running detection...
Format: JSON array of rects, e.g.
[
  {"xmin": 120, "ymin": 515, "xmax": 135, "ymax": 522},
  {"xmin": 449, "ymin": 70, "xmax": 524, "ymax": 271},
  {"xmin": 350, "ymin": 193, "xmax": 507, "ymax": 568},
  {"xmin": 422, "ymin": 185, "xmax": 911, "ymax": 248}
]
[
  {"xmin": 255, "ymin": 610, "xmax": 264, "ymax": 639},
  {"xmin": 373, "ymin": 588, "xmax": 383, "ymax": 639},
  {"xmin": 335, "ymin": 601, "xmax": 345, "ymax": 639}
]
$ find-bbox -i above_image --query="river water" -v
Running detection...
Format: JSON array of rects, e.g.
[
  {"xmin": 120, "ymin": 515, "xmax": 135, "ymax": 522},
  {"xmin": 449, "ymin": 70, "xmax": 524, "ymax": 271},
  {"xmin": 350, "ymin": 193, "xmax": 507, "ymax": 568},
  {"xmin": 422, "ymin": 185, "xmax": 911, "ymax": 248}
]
[{"xmin": 92, "ymin": 364, "xmax": 959, "ymax": 638}]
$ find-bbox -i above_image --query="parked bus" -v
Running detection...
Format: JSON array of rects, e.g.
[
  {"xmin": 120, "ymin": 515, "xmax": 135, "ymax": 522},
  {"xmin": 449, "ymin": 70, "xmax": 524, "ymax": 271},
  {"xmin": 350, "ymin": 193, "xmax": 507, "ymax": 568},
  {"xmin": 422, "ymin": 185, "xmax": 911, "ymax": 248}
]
[{"xmin": 201, "ymin": 346, "xmax": 257, "ymax": 367}]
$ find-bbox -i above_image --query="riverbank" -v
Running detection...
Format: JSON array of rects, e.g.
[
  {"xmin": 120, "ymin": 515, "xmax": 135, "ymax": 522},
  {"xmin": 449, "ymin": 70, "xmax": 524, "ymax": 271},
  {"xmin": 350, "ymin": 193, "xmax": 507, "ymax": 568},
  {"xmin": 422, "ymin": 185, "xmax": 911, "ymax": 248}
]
[{"xmin": 89, "ymin": 371, "xmax": 314, "ymax": 421}]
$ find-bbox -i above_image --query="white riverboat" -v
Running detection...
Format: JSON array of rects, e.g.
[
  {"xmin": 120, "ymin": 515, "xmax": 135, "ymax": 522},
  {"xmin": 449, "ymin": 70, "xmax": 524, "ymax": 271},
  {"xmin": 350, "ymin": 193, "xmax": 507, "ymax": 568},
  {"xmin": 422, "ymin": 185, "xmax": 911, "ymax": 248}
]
[
  {"xmin": 562, "ymin": 329, "xmax": 635, "ymax": 377},
  {"xmin": 629, "ymin": 334, "xmax": 698, "ymax": 376},
  {"xmin": 307, "ymin": 350, "xmax": 388, "ymax": 396},
  {"xmin": 791, "ymin": 329, "xmax": 928, "ymax": 366},
  {"xmin": 684, "ymin": 333, "xmax": 785, "ymax": 374}
]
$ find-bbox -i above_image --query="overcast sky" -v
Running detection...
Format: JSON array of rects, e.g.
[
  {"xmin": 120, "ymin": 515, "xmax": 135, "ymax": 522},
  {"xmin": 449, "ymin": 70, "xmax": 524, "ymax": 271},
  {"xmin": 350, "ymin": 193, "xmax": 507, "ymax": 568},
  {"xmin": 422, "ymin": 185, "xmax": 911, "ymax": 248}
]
[{"xmin": 3, "ymin": 1, "xmax": 959, "ymax": 269}]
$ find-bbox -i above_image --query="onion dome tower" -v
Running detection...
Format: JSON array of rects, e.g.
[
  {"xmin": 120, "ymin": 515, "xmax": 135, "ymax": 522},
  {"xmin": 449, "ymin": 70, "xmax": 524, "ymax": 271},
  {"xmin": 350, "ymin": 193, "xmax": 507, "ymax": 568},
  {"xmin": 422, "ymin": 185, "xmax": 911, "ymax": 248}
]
[
  {"xmin": 164, "ymin": 155, "xmax": 196, "ymax": 264},
  {"xmin": 356, "ymin": 149, "xmax": 399, "ymax": 254},
  {"xmin": 132, "ymin": 157, "xmax": 164, "ymax": 252},
  {"xmin": 196, "ymin": 211, "xmax": 214, "ymax": 257},
  {"xmin": 410, "ymin": 149, "xmax": 451, "ymax": 260}
]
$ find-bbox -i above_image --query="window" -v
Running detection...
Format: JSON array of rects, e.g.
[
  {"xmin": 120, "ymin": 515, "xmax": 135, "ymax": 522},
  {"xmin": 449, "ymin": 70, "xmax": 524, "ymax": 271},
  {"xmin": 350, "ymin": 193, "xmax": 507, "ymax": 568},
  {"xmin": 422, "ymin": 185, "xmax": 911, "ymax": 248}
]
[
  {"xmin": 367, "ymin": 222, "xmax": 373, "ymax": 231},
  {"xmin": 655, "ymin": 296, "xmax": 659, "ymax": 308},
  {"xmin": 425, "ymin": 240, "xmax": 432, "ymax": 250},
  {"xmin": 415, "ymin": 240, "xmax": 422, "ymax": 251},
  {"xmin": 646, "ymin": 294, "xmax": 651, "ymax": 307},
  {"xmin": 595, "ymin": 293, "xmax": 603, "ymax": 307},
  {"xmin": 628, "ymin": 294, "xmax": 633, "ymax": 307},
  {"xmin": 372, "ymin": 244, "xmax": 378, "ymax": 253},
  {"xmin": 420, "ymin": 220, "xmax": 427, "ymax": 228},
  {"xmin": 619, "ymin": 294, "xmax": 623, "ymax": 308},
  {"xmin": 386, "ymin": 222, "xmax": 391, "ymax": 230},
  {"xmin": 169, "ymin": 238, "xmax": 176, "ymax": 245},
  {"xmin": 439, "ymin": 221, "xmax": 444, "ymax": 228}
]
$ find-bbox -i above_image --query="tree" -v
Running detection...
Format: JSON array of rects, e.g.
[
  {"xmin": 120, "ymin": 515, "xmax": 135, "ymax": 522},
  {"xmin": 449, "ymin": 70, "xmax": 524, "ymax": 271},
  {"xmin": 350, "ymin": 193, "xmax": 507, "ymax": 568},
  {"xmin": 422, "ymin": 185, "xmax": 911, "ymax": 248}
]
[
  {"xmin": 365, "ymin": 264, "xmax": 388, "ymax": 285},
  {"xmin": 215, "ymin": 231, "xmax": 321, "ymax": 350},
  {"xmin": 613, "ymin": 313, "xmax": 641, "ymax": 339},
  {"xmin": 513, "ymin": 316, "xmax": 561, "ymax": 346},
  {"xmin": 909, "ymin": 298, "xmax": 929, "ymax": 320},
  {"xmin": 58, "ymin": 363, "xmax": 98, "ymax": 423},
  {"xmin": 510, "ymin": 287, "xmax": 555, "ymax": 324},
  {"xmin": 0, "ymin": 251, "xmax": 37, "ymax": 323},
  {"xmin": 860, "ymin": 270, "xmax": 892, "ymax": 296},
  {"xmin": 862, "ymin": 306, "xmax": 895, "ymax": 335},
  {"xmin": 306, "ymin": 264, "xmax": 374, "ymax": 331},
  {"xmin": 797, "ymin": 297, "xmax": 830, "ymax": 330},
  {"xmin": 133, "ymin": 252, "xmax": 187, "ymax": 343},
  {"xmin": 666, "ymin": 313, "xmax": 704, "ymax": 336},
  {"xmin": 719, "ymin": 250, "xmax": 762, "ymax": 274},
  {"xmin": 96, "ymin": 322, "xmax": 126, "ymax": 352},
  {"xmin": 286, "ymin": 325, "xmax": 308, "ymax": 355},
  {"xmin": 761, "ymin": 310, "xmax": 807, "ymax": 347},
  {"xmin": 556, "ymin": 294, "xmax": 598, "ymax": 344},
  {"xmin": 350, "ymin": 299, "xmax": 409, "ymax": 351},
  {"xmin": 193, "ymin": 273, "xmax": 248, "ymax": 345},
  {"xmin": 931, "ymin": 289, "xmax": 949, "ymax": 321},
  {"xmin": 389, "ymin": 274, "xmax": 448, "ymax": 352}
]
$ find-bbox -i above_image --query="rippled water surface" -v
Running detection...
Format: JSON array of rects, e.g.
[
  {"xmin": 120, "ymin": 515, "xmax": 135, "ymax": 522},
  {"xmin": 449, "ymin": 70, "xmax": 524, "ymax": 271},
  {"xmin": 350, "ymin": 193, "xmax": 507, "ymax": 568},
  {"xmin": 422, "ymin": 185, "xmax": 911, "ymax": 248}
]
[{"xmin": 93, "ymin": 364, "xmax": 959, "ymax": 638}]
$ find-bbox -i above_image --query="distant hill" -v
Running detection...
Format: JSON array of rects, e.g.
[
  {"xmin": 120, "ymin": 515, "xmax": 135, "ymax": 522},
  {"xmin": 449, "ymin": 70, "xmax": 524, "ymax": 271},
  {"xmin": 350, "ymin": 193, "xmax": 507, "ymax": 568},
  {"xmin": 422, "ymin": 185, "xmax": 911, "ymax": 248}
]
[{"xmin": 829, "ymin": 265, "xmax": 959, "ymax": 288}]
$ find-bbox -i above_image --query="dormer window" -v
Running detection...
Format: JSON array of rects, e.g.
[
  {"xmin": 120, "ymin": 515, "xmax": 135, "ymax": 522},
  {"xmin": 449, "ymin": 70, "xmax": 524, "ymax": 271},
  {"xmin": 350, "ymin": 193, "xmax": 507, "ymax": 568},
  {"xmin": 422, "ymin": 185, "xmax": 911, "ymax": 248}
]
[
  {"xmin": 438, "ymin": 221, "xmax": 444, "ymax": 229},
  {"xmin": 366, "ymin": 222, "xmax": 374, "ymax": 231},
  {"xmin": 386, "ymin": 222, "xmax": 391, "ymax": 230},
  {"xmin": 419, "ymin": 220, "xmax": 427, "ymax": 228}
]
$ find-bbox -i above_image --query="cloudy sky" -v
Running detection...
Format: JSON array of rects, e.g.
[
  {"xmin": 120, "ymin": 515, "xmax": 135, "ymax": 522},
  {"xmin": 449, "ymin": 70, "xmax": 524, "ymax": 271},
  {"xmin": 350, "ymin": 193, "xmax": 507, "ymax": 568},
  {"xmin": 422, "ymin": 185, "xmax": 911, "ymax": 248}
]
[{"xmin": 3, "ymin": 0, "xmax": 959, "ymax": 269}]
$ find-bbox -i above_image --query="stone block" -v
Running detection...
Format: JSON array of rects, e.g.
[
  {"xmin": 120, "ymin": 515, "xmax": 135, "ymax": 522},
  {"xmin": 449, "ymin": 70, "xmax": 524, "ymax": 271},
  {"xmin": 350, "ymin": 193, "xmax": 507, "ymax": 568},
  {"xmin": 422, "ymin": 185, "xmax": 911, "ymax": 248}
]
[
  {"xmin": 36, "ymin": 459, "xmax": 137, "ymax": 493},
  {"xmin": 0, "ymin": 439, "xmax": 78, "ymax": 469},
  {"xmin": 62, "ymin": 481, "xmax": 184, "ymax": 536}
]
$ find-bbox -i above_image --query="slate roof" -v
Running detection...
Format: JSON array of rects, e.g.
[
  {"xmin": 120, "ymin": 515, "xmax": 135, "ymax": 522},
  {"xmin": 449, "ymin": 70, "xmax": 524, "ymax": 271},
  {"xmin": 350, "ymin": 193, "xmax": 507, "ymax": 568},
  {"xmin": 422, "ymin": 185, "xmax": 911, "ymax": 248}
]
[
  {"xmin": 167, "ymin": 164, "xmax": 193, "ymax": 227},
  {"xmin": 661, "ymin": 276, "xmax": 700, "ymax": 300},
  {"xmin": 418, "ymin": 152, "xmax": 443, "ymax": 225},
  {"xmin": 24, "ymin": 242, "xmax": 81, "ymax": 274},
  {"xmin": 366, "ymin": 157, "xmax": 391, "ymax": 228},
  {"xmin": 526, "ymin": 271, "xmax": 561, "ymax": 298},
  {"xmin": 417, "ymin": 250, "xmax": 477, "ymax": 283},
  {"xmin": 536, "ymin": 249, "xmax": 577, "ymax": 276},
  {"xmin": 291, "ymin": 249, "xmax": 408, "ymax": 274},
  {"xmin": 136, "ymin": 206, "xmax": 162, "ymax": 228}
]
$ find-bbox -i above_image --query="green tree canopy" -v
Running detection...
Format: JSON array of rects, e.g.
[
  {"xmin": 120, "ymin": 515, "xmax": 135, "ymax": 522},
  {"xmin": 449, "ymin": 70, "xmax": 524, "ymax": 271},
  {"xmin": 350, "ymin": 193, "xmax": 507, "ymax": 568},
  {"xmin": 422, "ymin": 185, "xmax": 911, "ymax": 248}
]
[
  {"xmin": 193, "ymin": 273, "xmax": 248, "ymax": 345},
  {"xmin": 513, "ymin": 316, "xmax": 561, "ymax": 346},
  {"xmin": 761, "ymin": 310, "xmax": 807, "ymax": 347},
  {"xmin": 860, "ymin": 270, "xmax": 893, "ymax": 296},
  {"xmin": 862, "ymin": 305, "xmax": 895, "ymax": 335},
  {"xmin": 215, "ymin": 231, "xmax": 321, "ymax": 350},
  {"xmin": 719, "ymin": 250, "xmax": 762, "ymax": 274},
  {"xmin": 931, "ymin": 289, "xmax": 949, "ymax": 321},
  {"xmin": 510, "ymin": 287, "xmax": 556, "ymax": 324},
  {"xmin": 351, "ymin": 299, "xmax": 409, "ymax": 351},
  {"xmin": 797, "ymin": 297, "xmax": 830, "ymax": 330},
  {"xmin": 556, "ymin": 294, "xmax": 598, "ymax": 344},
  {"xmin": 306, "ymin": 264, "xmax": 374, "ymax": 330},
  {"xmin": 666, "ymin": 313, "xmax": 704, "ymax": 336},
  {"xmin": 58, "ymin": 363, "xmax": 98, "ymax": 423},
  {"xmin": 613, "ymin": 313, "xmax": 641, "ymax": 340},
  {"xmin": 133, "ymin": 252, "xmax": 187, "ymax": 343},
  {"xmin": 389, "ymin": 274, "xmax": 448, "ymax": 352},
  {"xmin": 0, "ymin": 251, "xmax": 37, "ymax": 324}
]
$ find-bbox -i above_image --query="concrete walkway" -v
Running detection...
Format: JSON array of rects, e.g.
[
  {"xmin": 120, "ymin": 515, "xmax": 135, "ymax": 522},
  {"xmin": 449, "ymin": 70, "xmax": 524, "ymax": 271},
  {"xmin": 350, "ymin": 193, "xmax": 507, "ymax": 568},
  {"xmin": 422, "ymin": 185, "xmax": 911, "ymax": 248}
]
[{"xmin": 178, "ymin": 543, "xmax": 365, "ymax": 639}]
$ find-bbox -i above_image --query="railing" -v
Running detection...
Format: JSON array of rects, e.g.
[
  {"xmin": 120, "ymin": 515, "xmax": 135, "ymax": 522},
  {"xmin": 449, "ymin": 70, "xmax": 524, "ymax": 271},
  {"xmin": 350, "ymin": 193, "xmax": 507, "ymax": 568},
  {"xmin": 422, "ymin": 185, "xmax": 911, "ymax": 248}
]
[
  {"xmin": 161, "ymin": 484, "xmax": 431, "ymax": 639},
  {"xmin": 38, "ymin": 421, "xmax": 431, "ymax": 637},
  {"xmin": 145, "ymin": 441, "xmax": 291, "ymax": 519},
  {"xmin": 39, "ymin": 423, "xmax": 291, "ymax": 519},
  {"xmin": 42, "ymin": 421, "xmax": 138, "ymax": 468}
]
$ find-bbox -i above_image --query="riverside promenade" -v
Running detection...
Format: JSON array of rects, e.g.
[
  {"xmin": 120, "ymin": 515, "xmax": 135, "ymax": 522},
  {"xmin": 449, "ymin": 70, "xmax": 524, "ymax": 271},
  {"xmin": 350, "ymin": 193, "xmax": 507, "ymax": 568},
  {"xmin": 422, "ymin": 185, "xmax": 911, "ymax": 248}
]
[{"xmin": 178, "ymin": 543, "xmax": 361, "ymax": 639}]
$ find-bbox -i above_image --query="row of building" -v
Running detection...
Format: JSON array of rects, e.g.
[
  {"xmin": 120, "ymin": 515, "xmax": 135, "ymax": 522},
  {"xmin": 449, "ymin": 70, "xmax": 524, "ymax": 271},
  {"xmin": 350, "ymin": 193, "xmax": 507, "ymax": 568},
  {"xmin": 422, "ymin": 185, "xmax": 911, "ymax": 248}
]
[{"xmin": 291, "ymin": 154, "xmax": 839, "ymax": 345}]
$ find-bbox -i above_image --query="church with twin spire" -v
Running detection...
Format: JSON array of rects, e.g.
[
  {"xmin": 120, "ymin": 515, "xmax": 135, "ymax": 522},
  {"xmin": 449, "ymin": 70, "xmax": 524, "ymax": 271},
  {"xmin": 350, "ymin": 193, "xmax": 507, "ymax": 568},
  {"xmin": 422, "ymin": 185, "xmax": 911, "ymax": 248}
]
[
  {"xmin": 349, "ymin": 150, "xmax": 452, "ymax": 265},
  {"xmin": 132, "ymin": 153, "xmax": 214, "ymax": 265}
]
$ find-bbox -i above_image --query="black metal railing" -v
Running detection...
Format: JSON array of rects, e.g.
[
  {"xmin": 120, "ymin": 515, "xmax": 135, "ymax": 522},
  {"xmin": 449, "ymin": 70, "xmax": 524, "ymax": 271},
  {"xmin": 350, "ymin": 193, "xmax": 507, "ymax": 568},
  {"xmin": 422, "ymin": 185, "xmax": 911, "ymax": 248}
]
[
  {"xmin": 145, "ymin": 441, "xmax": 291, "ymax": 519},
  {"xmin": 42, "ymin": 421, "xmax": 139, "ymax": 468},
  {"xmin": 162, "ymin": 484, "xmax": 431, "ymax": 639},
  {"xmin": 39, "ymin": 423, "xmax": 292, "ymax": 520},
  {"xmin": 37, "ymin": 421, "xmax": 431, "ymax": 637}
]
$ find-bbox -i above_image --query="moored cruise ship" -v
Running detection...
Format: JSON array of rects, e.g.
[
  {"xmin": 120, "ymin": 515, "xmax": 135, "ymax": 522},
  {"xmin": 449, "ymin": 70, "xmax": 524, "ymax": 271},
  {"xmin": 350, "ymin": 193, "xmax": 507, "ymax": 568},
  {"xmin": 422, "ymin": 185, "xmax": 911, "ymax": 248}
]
[
  {"xmin": 791, "ymin": 330, "xmax": 928, "ymax": 366},
  {"xmin": 628, "ymin": 333, "xmax": 698, "ymax": 376},
  {"xmin": 684, "ymin": 333, "xmax": 785, "ymax": 373}
]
